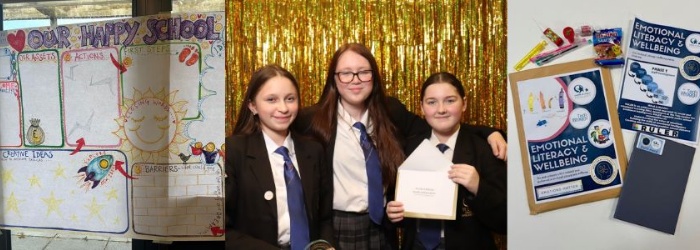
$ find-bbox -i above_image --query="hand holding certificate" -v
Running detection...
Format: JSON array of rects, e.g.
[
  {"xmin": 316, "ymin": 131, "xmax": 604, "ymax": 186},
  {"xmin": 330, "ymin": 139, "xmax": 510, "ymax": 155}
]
[{"xmin": 394, "ymin": 139, "xmax": 458, "ymax": 220}]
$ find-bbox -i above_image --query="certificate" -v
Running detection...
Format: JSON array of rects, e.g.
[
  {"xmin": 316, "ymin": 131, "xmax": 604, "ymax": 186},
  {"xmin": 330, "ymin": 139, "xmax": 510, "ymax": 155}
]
[{"xmin": 394, "ymin": 139, "xmax": 458, "ymax": 220}]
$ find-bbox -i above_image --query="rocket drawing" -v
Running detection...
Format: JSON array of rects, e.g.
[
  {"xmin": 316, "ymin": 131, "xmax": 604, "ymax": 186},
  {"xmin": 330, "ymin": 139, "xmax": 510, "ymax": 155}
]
[{"xmin": 78, "ymin": 155, "xmax": 114, "ymax": 189}]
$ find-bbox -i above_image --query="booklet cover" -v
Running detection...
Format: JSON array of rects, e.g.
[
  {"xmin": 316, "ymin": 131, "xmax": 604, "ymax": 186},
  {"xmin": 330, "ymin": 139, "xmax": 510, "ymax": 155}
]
[
  {"xmin": 509, "ymin": 59, "xmax": 628, "ymax": 214},
  {"xmin": 618, "ymin": 18, "xmax": 700, "ymax": 144}
]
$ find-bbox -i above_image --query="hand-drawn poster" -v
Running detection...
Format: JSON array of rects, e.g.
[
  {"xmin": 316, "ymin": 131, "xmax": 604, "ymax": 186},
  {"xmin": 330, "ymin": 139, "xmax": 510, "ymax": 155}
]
[
  {"xmin": 0, "ymin": 12, "xmax": 226, "ymax": 241},
  {"xmin": 509, "ymin": 59, "xmax": 628, "ymax": 214},
  {"xmin": 618, "ymin": 18, "xmax": 700, "ymax": 144}
]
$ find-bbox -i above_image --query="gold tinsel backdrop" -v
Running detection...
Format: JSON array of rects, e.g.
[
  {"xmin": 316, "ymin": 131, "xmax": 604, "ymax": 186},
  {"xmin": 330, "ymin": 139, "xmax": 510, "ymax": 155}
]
[
  {"xmin": 224, "ymin": 0, "xmax": 507, "ymax": 136},
  {"xmin": 225, "ymin": 1, "xmax": 507, "ymax": 248}
]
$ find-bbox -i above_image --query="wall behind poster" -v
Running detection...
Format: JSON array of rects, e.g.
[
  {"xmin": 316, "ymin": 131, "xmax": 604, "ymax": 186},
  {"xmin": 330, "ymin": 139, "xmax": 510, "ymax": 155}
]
[
  {"xmin": 0, "ymin": 12, "xmax": 226, "ymax": 241},
  {"xmin": 508, "ymin": 0, "xmax": 700, "ymax": 249}
]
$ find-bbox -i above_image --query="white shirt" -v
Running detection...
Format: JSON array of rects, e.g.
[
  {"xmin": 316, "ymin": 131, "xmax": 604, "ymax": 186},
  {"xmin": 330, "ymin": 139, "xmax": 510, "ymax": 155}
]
[
  {"xmin": 332, "ymin": 102, "xmax": 375, "ymax": 212},
  {"xmin": 429, "ymin": 128, "xmax": 458, "ymax": 160},
  {"xmin": 262, "ymin": 131, "xmax": 300, "ymax": 246},
  {"xmin": 419, "ymin": 127, "xmax": 460, "ymax": 237}
]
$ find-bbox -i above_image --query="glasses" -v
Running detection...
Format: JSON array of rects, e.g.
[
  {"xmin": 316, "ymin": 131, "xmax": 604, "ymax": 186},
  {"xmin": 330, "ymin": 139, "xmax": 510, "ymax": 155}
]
[{"xmin": 335, "ymin": 70, "xmax": 373, "ymax": 83}]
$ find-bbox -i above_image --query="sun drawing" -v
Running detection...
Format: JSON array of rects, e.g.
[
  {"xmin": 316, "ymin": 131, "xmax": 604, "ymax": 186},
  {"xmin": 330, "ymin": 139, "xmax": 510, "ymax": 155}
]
[{"xmin": 114, "ymin": 88, "xmax": 188, "ymax": 163}]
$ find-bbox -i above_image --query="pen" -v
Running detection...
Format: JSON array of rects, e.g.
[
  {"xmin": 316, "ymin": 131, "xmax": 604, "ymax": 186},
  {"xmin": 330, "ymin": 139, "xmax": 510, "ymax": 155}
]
[
  {"xmin": 535, "ymin": 43, "xmax": 582, "ymax": 66},
  {"xmin": 530, "ymin": 38, "xmax": 589, "ymax": 62},
  {"xmin": 514, "ymin": 40, "xmax": 547, "ymax": 71}
]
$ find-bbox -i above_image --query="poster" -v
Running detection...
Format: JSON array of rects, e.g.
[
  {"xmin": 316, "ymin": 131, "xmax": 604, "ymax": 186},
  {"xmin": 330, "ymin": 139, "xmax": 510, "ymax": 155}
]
[
  {"xmin": 0, "ymin": 12, "xmax": 226, "ymax": 241},
  {"xmin": 618, "ymin": 18, "xmax": 700, "ymax": 144},
  {"xmin": 509, "ymin": 59, "xmax": 627, "ymax": 214}
]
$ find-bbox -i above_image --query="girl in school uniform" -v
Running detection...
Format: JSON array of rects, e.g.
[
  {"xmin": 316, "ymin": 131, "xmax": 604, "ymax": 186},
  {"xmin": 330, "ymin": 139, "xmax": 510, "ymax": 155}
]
[
  {"xmin": 225, "ymin": 65, "xmax": 334, "ymax": 250},
  {"xmin": 386, "ymin": 72, "xmax": 507, "ymax": 250},
  {"xmin": 293, "ymin": 43, "xmax": 506, "ymax": 249}
]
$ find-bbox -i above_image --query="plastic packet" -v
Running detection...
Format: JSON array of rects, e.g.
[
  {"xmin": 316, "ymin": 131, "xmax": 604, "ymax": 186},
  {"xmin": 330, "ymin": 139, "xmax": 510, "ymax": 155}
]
[{"xmin": 592, "ymin": 28, "xmax": 624, "ymax": 66}]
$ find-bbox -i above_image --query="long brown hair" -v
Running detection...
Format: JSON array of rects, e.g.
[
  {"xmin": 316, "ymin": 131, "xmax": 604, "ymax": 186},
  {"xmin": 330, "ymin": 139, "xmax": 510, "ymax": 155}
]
[
  {"xmin": 232, "ymin": 65, "xmax": 300, "ymax": 135},
  {"xmin": 310, "ymin": 43, "xmax": 404, "ymax": 187}
]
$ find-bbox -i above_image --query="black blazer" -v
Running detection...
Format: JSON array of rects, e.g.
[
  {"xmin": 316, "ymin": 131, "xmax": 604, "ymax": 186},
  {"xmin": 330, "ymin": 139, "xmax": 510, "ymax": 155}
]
[
  {"xmin": 224, "ymin": 131, "xmax": 334, "ymax": 249},
  {"xmin": 397, "ymin": 126, "xmax": 507, "ymax": 250}
]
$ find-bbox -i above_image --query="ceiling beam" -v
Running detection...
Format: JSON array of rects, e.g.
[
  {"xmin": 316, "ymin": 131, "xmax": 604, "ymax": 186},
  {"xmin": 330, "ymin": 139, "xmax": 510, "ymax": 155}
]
[
  {"xmin": 3, "ymin": 0, "xmax": 130, "ymax": 8},
  {"xmin": 2, "ymin": 0, "xmax": 77, "ymax": 3}
]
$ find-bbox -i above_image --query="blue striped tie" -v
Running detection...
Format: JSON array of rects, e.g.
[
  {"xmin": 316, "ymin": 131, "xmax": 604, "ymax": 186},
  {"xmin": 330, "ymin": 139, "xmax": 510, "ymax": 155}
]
[
  {"xmin": 275, "ymin": 146, "xmax": 310, "ymax": 250},
  {"xmin": 418, "ymin": 143, "xmax": 449, "ymax": 250},
  {"xmin": 353, "ymin": 122, "xmax": 384, "ymax": 225}
]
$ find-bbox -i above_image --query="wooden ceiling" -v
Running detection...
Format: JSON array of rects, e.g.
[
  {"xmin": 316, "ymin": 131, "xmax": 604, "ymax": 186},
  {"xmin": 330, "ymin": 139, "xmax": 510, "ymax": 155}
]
[{"xmin": 3, "ymin": 0, "xmax": 223, "ymax": 20}]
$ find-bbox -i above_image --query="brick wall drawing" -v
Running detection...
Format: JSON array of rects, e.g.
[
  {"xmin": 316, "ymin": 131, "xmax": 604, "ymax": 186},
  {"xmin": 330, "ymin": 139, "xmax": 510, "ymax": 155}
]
[{"xmin": 131, "ymin": 162, "xmax": 224, "ymax": 237}]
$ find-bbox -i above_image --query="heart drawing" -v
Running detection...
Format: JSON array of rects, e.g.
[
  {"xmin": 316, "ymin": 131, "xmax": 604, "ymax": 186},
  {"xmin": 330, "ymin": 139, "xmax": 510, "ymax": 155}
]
[{"xmin": 8, "ymin": 30, "xmax": 26, "ymax": 52}]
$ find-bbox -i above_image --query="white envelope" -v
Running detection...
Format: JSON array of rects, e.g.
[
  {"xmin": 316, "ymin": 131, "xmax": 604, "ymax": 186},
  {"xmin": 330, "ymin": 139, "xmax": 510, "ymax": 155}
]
[{"xmin": 395, "ymin": 139, "xmax": 458, "ymax": 220}]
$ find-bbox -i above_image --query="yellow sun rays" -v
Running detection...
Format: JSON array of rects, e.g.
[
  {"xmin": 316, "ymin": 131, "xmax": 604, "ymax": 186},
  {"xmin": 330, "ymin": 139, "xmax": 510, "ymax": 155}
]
[{"xmin": 113, "ymin": 88, "xmax": 188, "ymax": 163}]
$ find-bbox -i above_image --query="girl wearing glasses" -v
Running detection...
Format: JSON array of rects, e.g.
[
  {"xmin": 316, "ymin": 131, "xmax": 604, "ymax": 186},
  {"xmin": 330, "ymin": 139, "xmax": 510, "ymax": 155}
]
[
  {"xmin": 293, "ymin": 43, "xmax": 506, "ymax": 249},
  {"xmin": 225, "ymin": 65, "xmax": 334, "ymax": 250},
  {"xmin": 386, "ymin": 72, "xmax": 506, "ymax": 250}
]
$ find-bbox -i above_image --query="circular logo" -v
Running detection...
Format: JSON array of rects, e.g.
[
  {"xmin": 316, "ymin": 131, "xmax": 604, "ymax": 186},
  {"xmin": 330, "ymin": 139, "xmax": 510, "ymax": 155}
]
[
  {"xmin": 685, "ymin": 33, "xmax": 700, "ymax": 54},
  {"xmin": 679, "ymin": 56, "xmax": 700, "ymax": 81},
  {"xmin": 678, "ymin": 82, "xmax": 700, "ymax": 105},
  {"xmin": 568, "ymin": 77, "xmax": 597, "ymax": 105},
  {"xmin": 569, "ymin": 108, "xmax": 591, "ymax": 129},
  {"xmin": 650, "ymin": 138, "xmax": 663, "ymax": 150},
  {"xmin": 589, "ymin": 156, "xmax": 618, "ymax": 185},
  {"xmin": 587, "ymin": 119, "xmax": 613, "ymax": 148},
  {"xmin": 640, "ymin": 134, "xmax": 663, "ymax": 150}
]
